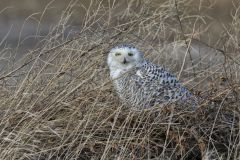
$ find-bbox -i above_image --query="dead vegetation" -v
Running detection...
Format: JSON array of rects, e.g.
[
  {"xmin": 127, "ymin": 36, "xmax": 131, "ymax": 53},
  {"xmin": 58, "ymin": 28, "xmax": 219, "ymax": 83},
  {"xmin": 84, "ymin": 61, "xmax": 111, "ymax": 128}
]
[{"xmin": 0, "ymin": 0, "xmax": 239, "ymax": 159}]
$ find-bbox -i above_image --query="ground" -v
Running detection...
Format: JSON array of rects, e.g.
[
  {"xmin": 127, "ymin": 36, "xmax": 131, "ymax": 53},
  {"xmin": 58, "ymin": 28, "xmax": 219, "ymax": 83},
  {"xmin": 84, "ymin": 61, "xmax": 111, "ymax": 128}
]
[{"xmin": 0, "ymin": 0, "xmax": 239, "ymax": 159}]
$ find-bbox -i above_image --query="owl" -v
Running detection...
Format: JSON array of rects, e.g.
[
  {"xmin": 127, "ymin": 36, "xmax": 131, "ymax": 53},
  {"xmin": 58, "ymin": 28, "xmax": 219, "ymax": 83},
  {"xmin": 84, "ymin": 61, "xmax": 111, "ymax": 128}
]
[{"xmin": 107, "ymin": 44, "xmax": 198, "ymax": 109}]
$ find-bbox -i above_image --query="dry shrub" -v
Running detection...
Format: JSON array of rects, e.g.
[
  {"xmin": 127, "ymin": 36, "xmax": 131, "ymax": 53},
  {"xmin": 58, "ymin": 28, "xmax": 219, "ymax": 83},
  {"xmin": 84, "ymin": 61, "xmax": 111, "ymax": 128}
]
[{"xmin": 0, "ymin": 0, "xmax": 239, "ymax": 159}]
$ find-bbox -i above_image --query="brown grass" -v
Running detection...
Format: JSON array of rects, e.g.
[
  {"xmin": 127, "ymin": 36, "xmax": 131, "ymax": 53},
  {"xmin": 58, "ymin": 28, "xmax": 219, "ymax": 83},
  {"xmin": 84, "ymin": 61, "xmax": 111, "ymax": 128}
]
[{"xmin": 0, "ymin": 0, "xmax": 239, "ymax": 159}]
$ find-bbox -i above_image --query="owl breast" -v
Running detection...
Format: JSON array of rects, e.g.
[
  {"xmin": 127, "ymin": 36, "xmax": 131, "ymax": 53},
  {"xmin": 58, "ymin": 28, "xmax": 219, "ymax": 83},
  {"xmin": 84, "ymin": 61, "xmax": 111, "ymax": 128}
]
[{"xmin": 113, "ymin": 68, "xmax": 166, "ymax": 108}]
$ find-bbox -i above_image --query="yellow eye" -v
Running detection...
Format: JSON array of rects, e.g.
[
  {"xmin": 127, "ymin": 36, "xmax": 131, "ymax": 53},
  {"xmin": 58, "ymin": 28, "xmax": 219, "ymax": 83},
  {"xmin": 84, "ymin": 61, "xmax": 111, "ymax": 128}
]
[
  {"xmin": 128, "ymin": 52, "xmax": 133, "ymax": 56},
  {"xmin": 115, "ymin": 52, "xmax": 121, "ymax": 56}
]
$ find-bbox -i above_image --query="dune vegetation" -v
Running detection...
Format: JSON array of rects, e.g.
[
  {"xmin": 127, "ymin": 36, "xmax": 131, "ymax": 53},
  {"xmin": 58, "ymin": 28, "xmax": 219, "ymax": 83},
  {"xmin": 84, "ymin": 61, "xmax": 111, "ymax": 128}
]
[{"xmin": 0, "ymin": 0, "xmax": 239, "ymax": 159}]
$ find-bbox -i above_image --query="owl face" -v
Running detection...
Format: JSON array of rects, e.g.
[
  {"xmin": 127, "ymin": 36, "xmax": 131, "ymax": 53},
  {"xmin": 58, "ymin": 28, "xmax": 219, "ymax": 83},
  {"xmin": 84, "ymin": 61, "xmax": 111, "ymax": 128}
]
[{"xmin": 107, "ymin": 45, "xmax": 143, "ymax": 72}]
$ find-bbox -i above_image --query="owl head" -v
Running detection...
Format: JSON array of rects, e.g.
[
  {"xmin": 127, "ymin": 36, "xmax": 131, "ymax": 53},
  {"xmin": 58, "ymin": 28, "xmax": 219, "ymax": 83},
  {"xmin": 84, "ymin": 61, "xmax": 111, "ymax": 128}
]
[{"xmin": 107, "ymin": 44, "xmax": 143, "ymax": 76}]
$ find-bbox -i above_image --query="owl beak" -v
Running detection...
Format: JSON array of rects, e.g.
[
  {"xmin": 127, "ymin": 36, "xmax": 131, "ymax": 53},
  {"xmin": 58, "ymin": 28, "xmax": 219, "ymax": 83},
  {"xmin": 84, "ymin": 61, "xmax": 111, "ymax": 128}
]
[{"xmin": 123, "ymin": 57, "xmax": 128, "ymax": 64}]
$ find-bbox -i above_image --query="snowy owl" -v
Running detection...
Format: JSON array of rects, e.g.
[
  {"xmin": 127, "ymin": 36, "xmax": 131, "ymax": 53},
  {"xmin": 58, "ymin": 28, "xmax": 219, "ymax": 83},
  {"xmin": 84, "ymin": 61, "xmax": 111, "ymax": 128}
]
[{"xmin": 107, "ymin": 44, "xmax": 198, "ymax": 109}]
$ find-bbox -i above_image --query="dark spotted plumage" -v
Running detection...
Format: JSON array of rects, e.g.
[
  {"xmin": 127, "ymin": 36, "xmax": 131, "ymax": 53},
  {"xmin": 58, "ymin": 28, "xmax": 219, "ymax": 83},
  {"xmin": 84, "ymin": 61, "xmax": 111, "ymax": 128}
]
[{"xmin": 114, "ymin": 60, "xmax": 198, "ymax": 109}]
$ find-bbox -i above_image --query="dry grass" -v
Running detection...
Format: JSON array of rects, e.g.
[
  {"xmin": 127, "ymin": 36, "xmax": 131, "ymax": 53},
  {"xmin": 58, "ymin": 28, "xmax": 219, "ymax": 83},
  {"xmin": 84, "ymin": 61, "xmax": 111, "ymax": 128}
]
[{"xmin": 0, "ymin": 0, "xmax": 239, "ymax": 159}]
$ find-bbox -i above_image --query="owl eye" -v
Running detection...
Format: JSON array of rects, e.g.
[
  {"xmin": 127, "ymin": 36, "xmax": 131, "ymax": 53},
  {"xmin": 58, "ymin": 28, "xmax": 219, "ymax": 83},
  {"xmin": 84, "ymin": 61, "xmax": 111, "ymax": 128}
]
[
  {"xmin": 115, "ymin": 52, "xmax": 121, "ymax": 56},
  {"xmin": 128, "ymin": 52, "xmax": 133, "ymax": 56}
]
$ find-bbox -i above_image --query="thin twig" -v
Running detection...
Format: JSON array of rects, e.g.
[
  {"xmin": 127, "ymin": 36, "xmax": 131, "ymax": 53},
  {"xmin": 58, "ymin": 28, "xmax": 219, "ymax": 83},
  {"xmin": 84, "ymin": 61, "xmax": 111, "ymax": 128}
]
[{"xmin": 174, "ymin": 0, "xmax": 196, "ymax": 78}]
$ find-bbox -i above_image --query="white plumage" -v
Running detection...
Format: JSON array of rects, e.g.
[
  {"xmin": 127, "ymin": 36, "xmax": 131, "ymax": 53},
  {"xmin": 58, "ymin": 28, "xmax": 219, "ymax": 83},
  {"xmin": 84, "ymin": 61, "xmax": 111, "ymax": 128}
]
[{"xmin": 107, "ymin": 44, "xmax": 198, "ymax": 109}]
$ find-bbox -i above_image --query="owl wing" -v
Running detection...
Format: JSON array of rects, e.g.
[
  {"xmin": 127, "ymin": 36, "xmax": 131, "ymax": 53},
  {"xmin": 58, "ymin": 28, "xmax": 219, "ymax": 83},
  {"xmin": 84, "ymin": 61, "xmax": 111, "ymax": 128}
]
[
  {"xmin": 133, "ymin": 60, "xmax": 181, "ymax": 88},
  {"xmin": 132, "ymin": 60, "xmax": 194, "ymax": 104}
]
